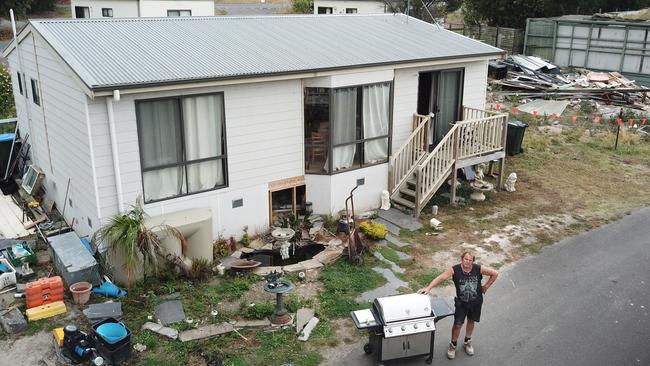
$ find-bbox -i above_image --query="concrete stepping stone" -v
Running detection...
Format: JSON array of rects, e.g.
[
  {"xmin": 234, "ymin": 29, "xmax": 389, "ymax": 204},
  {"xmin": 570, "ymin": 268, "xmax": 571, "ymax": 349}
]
[
  {"xmin": 358, "ymin": 267, "xmax": 409, "ymax": 303},
  {"xmin": 378, "ymin": 208, "xmax": 423, "ymax": 231},
  {"xmin": 385, "ymin": 233, "xmax": 410, "ymax": 248},
  {"xmin": 179, "ymin": 322, "xmax": 234, "ymax": 342},
  {"xmin": 154, "ymin": 300, "xmax": 185, "ymax": 326},
  {"xmin": 142, "ymin": 322, "xmax": 179, "ymax": 340},
  {"xmin": 372, "ymin": 251, "xmax": 405, "ymax": 274}
]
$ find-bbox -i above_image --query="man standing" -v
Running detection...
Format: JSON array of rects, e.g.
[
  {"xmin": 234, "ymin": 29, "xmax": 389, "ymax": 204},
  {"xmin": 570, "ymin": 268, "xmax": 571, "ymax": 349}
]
[{"xmin": 418, "ymin": 250, "xmax": 499, "ymax": 359}]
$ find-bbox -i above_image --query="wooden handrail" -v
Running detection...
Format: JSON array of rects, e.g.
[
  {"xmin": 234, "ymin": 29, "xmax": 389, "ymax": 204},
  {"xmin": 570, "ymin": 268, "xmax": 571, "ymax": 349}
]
[{"xmin": 389, "ymin": 114, "xmax": 429, "ymax": 192}]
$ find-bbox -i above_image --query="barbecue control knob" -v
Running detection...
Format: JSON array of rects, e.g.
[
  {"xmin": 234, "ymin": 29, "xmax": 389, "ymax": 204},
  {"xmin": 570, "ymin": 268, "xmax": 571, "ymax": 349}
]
[
  {"xmin": 413, "ymin": 324, "xmax": 418, "ymax": 329},
  {"xmin": 388, "ymin": 328, "xmax": 393, "ymax": 333},
  {"xmin": 401, "ymin": 326, "xmax": 406, "ymax": 331},
  {"xmin": 426, "ymin": 322, "xmax": 431, "ymax": 327}
]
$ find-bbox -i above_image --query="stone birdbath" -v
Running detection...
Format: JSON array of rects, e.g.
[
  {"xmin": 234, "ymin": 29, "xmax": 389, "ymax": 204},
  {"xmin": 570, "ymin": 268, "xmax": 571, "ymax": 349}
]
[
  {"xmin": 263, "ymin": 271, "xmax": 295, "ymax": 325},
  {"xmin": 271, "ymin": 228, "xmax": 295, "ymax": 261},
  {"xmin": 469, "ymin": 180, "xmax": 494, "ymax": 202}
]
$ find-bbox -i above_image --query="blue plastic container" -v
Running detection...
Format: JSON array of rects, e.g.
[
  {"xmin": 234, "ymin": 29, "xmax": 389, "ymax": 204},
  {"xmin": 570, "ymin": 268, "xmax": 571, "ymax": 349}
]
[{"xmin": 96, "ymin": 322, "xmax": 127, "ymax": 344}]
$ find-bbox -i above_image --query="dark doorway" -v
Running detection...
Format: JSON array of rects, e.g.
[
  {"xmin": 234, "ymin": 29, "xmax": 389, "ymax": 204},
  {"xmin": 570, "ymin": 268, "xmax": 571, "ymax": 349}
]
[{"xmin": 417, "ymin": 69, "xmax": 464, "ymax": 148}]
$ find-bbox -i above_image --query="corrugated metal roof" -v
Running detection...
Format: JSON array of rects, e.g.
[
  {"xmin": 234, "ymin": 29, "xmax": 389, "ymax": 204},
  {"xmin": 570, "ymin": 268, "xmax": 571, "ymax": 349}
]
[{"xmin": 28, "ymin": 14, "xmax": 503, "ymax": 91}]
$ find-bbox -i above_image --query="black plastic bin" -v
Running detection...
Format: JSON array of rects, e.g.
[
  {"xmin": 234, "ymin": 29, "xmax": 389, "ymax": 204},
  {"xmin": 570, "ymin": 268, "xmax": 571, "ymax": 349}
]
[
  {"xmin": 91, "ymin": 318, "xmax": 132, "ymax": 365},
  {"xmin": 506, "ymin": 120, "xmax": 528, "ymax": 156}
]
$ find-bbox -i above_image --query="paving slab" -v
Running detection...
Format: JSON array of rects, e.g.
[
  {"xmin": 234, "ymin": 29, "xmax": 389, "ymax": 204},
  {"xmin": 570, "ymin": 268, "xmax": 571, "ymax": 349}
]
[
  {"xmin": 142, "ymin": 322, "xmax": 179, "ymax": 340},
  {"xmin": 377, "ymin": 208, "xmax": 423, "ymax": 231},
  {"xmin": 296, "ymin": 308, "xmax": 315, "ymax": 334},
  {"xmin": 179, "ymin": 322, "xmax": 234, "ymax": 342},
  {"xmin": 385, "ymin": 233, "xmax": 410, "ymax": 248},
  {"xmin": 312, "ymin": 247, "xmax": 342, "ymax": 265},
  {"xmin": 83, "ymin": 301, "xmax": 122, "ymax": 323},
  {"xmin": 358, "ymin": 267, "xmax": 409, "ymax": 303},
  {"xmin": 299, "ymin": 259, "xmax": 324, "ymax": 270},
  {"xmin": 253, "ymin": 266, "xmax": 283, "ymax": 276},
  {"xmin": 282, "ymin": 263, "xmax": 304, "ymax": 273},
  {"xmin": 154, "ymin": 300, "xmax": 185, "ymax": 326},
  {"xmin": 0, "ymin": 307, "xmax": 27, "ymax": 333},
  {"xmin": 234, "ymin": 319, "xmax": 271, "ymax": 328},
  {"xmin": 372, "ymin": 252, "xmax": 405, "ymax": 274},
  {"xmin": 394, "ymin": 250, "xmax": 412, "ymax": 261}
]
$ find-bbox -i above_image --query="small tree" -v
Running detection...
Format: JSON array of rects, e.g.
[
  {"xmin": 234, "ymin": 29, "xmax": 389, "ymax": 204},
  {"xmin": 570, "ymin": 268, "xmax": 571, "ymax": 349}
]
[
  {"xmin": 292, "ymin": 0, "xmax": 312, "ymax": 14},
  {"xmin": 0, "ymin": 65, "xmax": 16, "ymax": 120},
  {"xmin": 94, "ymin": 206, "xmax": 187, "ymax": 290}
]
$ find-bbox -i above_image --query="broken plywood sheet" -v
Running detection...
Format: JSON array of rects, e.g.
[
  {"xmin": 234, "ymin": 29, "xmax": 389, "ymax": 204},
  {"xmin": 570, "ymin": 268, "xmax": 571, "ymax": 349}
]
[
  {"xmin": 0, "ymin": 194, "xmax": 31, "ymax": 238},
  {"xmin": 518, "ymin": 100, "xmax": 570, "ymax": 117}
]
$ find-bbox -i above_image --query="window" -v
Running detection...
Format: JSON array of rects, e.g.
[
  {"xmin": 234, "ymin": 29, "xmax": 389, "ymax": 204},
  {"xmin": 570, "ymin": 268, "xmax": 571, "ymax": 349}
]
[
  {"xmin": 17, "ymin": 72, "xmax": 23, "ymax": 95},
  {"xmin": 304, "ymin": 82, "xmax": 391, "ymax": 174},
  {"xmin": 317, "ymin": 7, "xmax": 333, "ymax": 14},
  {"xmin": 135, "ymin": 94, "xmax": 227, "ymax": 203},
  {"xmin": 167, "ymin": 9, "xmax": 192, "ymax": 17},
  {"xmin": 102, "ymin": 8, "xmax": 113, "ymax": 17},
  {"xmin": 74, "ymin": 6, "xmax": 90, "ymax": 18},
  {"xmin": 346, "ymin": 8, "xmax": 357, "ymax": 13},
  {"xmin": 31, "ymin": 78, "xmax": 40, "ymax": 106}
]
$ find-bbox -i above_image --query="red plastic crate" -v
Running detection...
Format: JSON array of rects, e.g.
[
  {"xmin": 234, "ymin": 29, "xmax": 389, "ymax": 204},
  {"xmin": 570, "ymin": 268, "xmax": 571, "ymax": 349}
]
[{"xmin": 25, "ymin": 276, "xmax": 64, "ymax": 309}]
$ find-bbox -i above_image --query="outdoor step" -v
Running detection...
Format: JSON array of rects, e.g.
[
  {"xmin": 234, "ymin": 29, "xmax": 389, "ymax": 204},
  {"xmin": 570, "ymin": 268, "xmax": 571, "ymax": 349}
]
[
  {"xmin": 391, "ymin": 195, "xmax": 415, "ymax": 209},
  {"xmin": 399, "ymin": 187, "xmax": 416, "ymax": 198},
  {"xmin": 377, "ymin": 207, "xmax": 424, "ymax": 231},
  {"xmin": 374, "ymin": 217, "xmax": 401, "ymax": 236}
]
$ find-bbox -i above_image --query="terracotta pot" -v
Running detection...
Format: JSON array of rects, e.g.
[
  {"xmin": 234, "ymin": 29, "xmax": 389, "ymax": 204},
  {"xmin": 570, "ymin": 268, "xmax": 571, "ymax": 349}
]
[{"xmin": 70, "ymin": 282, "xmax": 92, "ymax": 305}]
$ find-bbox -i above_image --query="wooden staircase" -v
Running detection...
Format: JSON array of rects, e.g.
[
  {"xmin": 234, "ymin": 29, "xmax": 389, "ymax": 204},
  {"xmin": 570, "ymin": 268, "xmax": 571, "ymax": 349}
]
[{"xmin": 389, "ymin": 107, "xmax": 509, "ymax": 217}]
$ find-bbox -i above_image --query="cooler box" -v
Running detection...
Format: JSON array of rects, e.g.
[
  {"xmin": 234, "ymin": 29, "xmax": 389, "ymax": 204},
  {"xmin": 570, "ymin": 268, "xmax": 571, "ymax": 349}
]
[
  {"xmin": 26, "ymin": 276, "xmax": 65, "ymax": 309},
  {"xmin": 48, "ymin": 232, "xmax": 100, "ymax": 286},
  {"xmin": 0, "ymin": 258, "xmax": 17, "ymax": 290}
]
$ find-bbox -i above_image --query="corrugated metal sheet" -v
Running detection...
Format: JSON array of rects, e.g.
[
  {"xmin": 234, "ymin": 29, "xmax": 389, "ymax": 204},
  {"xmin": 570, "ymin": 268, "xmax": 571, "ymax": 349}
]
[{"xmin": 29, "ymin": 14, "xmax": 503, "ymax": 90}]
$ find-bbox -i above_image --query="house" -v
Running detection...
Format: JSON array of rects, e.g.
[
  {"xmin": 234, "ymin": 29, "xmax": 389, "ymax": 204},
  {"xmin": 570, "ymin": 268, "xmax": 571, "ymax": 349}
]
[
  {"xmin": 313, "ymin": 0, "xmax": 388, "ymax": 14},
  {"xmin": 71, "ymin": 0, "xmax": 215, "ymax": 18},
  {"xmin": 2, "ymin": 14, "xmax": 505, "ymax": 241}
]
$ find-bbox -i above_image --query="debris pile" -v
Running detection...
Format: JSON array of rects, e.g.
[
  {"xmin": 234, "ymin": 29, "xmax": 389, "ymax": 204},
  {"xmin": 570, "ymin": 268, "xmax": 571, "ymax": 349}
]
[{"xmin": 490, "ymin": 55, "xmax": 650, "ymax": 110}]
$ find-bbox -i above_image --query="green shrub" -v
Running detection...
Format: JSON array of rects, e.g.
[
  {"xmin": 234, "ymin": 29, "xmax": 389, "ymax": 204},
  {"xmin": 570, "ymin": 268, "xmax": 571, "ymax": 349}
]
[
  {"xmin": 0, "ymin": 65, "xmax": 16, "ymax": 119},
  {"xmin": 358, "ymin": 221, "xmax": 387, "ymax": 240},
  {"xmin": 292, "ymin": 0, "xmax": 312, "ymax": 13},
  {"xmin": 240, "ymin": 301, "xmax": 275, "ymax": 319}
]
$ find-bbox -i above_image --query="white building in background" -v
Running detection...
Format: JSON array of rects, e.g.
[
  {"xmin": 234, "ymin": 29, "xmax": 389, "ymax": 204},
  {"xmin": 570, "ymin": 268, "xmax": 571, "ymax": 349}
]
[
  {"xmin": 313, "ymin": 0, "xmax": 388, "ymax": 14},
  {"xmin": 71, "ymin": 0, "xmax": 215, "ymax": 18}
]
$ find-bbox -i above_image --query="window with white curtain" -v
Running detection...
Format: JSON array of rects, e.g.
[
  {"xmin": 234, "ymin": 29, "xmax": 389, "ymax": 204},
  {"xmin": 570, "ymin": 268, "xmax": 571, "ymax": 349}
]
[
  {"xmin": 136, "ymin": 93, "xmax": 227, "ymax": 203},
  {"xmin": 304, "ymin": 82, "xmax": 391, "ymax": 174}
]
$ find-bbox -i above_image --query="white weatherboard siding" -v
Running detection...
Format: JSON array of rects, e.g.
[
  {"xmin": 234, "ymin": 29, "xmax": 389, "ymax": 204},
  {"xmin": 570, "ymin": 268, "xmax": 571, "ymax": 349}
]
[
  {"xmin": 7, "ymin": 33, "xmax": 98, "ymax": 237},
  {"xmin": 313, "ymin": 0, "xmax": 386, "ymax": 14},
  {"xmin": 140, "ymin": 0, "xmax": 215, "ymax": 16},
  {"xmin": 71, "ymin": 0, "xmax": 139, "ymax": 18},
  {"xmin": 306, "ymin": 163, "xmax": 387, "ymax": 215},
  {"xmin": 392, "ymin": 60, "xmax": 488, "ymax": 152},
  {"xmin": 90, "ymin": 79, "xmax": 303, "ymax": 238}
]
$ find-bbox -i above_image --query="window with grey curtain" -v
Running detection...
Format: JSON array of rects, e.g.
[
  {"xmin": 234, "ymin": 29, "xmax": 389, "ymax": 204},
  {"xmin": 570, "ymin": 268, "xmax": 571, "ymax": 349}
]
[{"xmin": 136, "ymin": 94, "xmax": 227, "ymax": 203}]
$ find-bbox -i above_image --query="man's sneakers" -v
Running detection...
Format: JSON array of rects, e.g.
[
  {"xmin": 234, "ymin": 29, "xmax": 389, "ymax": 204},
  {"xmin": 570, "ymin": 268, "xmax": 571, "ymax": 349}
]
[
  {"xmin": 447, "ymin": 342, "xmax": 457, "ymax": 359},
  {"xmin": 463, "ymin": 339, "xmax": 475, "ymax": 356}
]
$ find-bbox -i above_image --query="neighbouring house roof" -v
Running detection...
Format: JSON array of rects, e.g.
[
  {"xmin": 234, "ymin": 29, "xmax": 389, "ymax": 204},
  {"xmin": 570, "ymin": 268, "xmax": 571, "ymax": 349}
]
[{"xmin": 6, "ymin": 14, "xmax": 503, "ymax": 91}]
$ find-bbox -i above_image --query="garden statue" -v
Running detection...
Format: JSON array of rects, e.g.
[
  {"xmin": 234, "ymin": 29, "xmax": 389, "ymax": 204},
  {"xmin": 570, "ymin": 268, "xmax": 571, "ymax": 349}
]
[
  {"xmin": 475, "ymin": 163, "xmax": 486, "ymax": 184},
  {"xmin": 380, "ymin": 190, "xmax": 391, "ymax": 210},
  {"xmin": 505, "ymin": 172, "xmax": 518, "ymax": 192}
]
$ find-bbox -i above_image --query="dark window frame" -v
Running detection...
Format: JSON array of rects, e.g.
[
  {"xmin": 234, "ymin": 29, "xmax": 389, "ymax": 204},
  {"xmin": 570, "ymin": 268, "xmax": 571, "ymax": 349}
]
[
  {"xmin": 75, "ymin": 6, "xmax": 90, "ymax": 18},
  {"xmin": 17, "ymin": 72, "xmax": 23, "ymax": 95},
  {"xmin": 135, "ymin": 92, "xmax": 229, "ymax": 204},
  {"xmin": 317, "ymin": 7, "xmax": 333, "ymax": 14},
  {"xmin": 102, "ymin": 8, "xmax": 113, "ymax": 17},
  {"xmin": 346, "ymin": 8, "xmax": 357, "ymax": 13},
  {"xmin": 167, "ymin": 9, "xmax": 192, "ymax": 16},
  {"xmin": 304, "ymin": 81, "xmax": 393, "ymax": 175},
  {"xmin": 30, "ymin": 78, "xmax": 40, "ymax": 106}
]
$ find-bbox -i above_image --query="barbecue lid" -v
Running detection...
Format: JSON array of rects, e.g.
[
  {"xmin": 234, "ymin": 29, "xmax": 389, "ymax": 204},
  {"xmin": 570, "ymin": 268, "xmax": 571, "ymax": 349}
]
[{"xmin": 374, "ymin": 293, "xmax": 432, "ymax": 323}]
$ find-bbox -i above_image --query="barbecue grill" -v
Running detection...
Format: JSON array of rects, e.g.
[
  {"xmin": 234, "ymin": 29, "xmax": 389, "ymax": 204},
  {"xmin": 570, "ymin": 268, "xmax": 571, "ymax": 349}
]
[{"xmin": 351, "ymin": 293, "xmax": 454, "ymax": 365}]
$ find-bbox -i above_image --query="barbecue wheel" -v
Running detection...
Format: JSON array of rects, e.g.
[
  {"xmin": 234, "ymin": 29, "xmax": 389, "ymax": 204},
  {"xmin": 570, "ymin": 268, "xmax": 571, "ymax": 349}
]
[
  {"xmin": 363, "ymin": 343, "xmax": 372, "ymax": 354},
  {"xmin": 352, "ymin": 255, "xmax": 363, "ymax": 265}
]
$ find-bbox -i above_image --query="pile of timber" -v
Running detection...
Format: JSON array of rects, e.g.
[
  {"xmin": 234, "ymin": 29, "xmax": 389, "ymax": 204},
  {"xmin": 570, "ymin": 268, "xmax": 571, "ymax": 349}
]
[{"xmin": 490, "ymin": 55, "xmax": 650, "ymax": 109}]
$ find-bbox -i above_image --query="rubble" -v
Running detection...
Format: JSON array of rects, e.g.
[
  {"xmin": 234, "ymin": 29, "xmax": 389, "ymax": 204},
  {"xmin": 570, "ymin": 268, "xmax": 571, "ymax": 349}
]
[{"xmin": 490, "ymin": 55, "xmax": 650, "ymax": 112}]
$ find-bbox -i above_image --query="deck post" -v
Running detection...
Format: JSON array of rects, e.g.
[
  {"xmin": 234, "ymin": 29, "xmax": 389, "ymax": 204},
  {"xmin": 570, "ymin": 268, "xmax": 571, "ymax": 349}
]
[
  {"xmin": 498, "ymin": 114, "xmax": 509, "ymax": 190},
  {"xmin": 450, "ymin": 128, "xmax": 458, "ymax": 205}
]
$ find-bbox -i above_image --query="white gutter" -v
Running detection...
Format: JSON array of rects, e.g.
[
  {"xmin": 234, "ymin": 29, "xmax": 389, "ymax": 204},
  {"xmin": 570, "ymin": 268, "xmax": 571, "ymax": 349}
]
[{"xmin": 106, "ymin": 91, "xmax": 125, "ymax": 213}]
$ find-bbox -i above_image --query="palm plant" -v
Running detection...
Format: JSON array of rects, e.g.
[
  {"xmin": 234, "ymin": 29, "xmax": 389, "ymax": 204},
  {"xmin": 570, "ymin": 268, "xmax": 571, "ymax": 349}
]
[{"xmin": 94, "ymin": 205, "xmax": 186, "ymax": 290}]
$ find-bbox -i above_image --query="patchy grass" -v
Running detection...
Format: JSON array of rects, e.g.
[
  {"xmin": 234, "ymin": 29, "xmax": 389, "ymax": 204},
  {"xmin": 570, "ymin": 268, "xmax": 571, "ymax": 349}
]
[
  {"xmin": 374, "ymin": 246, "xmax": 400, "ymax": 263},
  {"xmin": 318, "ymin": 256, "xmax": 386, "ymax": 318},
  {"xmin": 409, "ymin": 267, "xmax": 450, "ymax": 291}
]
